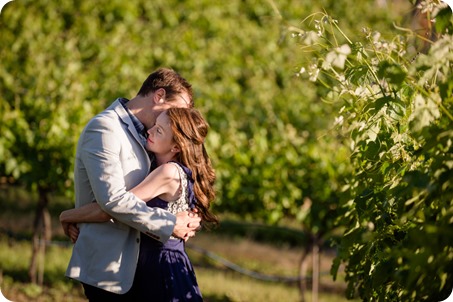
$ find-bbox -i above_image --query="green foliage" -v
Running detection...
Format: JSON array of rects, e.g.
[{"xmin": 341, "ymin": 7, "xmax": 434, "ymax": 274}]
[
  {"xmin": 294, "ymin": 3, "xmax": 453, "ymax": 301},
  {"xmin": 0, "ymin": 0, "xmax": 350, "ymax": 224},
  {"xmin": 1, "ymin": 0, "xmax": 103, "ymax": 195},
  {"xmin": 0, "ymin": 0, "xmax": 410, "ymax": 225},
  {"xmin": 2, "ymin": 0, "xmax": 446, "ymax": 298}
]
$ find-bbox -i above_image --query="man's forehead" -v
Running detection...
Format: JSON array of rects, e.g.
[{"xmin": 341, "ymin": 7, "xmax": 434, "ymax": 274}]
[{"xmin": 176, "ymin": 92, "xmax": 191, "ymax": 108}]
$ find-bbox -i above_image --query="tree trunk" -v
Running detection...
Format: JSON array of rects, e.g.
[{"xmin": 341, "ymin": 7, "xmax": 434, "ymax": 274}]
[
  {"xmin": 312, "ymin": 241, "xmax": 320, "ymax": 302},
  {"xmin": 28, "ymin": 187, "xmax": 51, "ymax": 285},
  {"xmin": 298, "ymin": 235, "xmax": 322, "ymax": 302},
  {"xmin": 298, "ymin": 243, "xmax": 312, "ymax": 302}
]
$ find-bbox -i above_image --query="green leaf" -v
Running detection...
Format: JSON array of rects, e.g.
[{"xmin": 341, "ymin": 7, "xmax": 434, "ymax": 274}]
[{"xmin": 377, "ymin": 61, "xmax": 406, "ymax": 87}]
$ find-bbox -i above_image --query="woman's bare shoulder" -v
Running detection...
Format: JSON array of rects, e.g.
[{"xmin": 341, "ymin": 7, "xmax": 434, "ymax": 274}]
[{"xmin": 155, "ymin": 162, "xmax": 181, "ymax": 180}]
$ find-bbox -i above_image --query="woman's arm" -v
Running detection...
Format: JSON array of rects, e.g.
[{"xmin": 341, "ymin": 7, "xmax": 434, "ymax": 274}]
[
  {"xmin": 60, "ymin": 202, "xmax": 111, "ymax": 224},
  {"xmin": 130, "ymin": 163, "xmax": 181, "ymax": 202},
  {"xmin": 60, "ymin": 163, "xmax": 180, "ymax": 226},
  {"xmin": 59, "ymin": 202, "xmax": 111, "ymax": 243}
]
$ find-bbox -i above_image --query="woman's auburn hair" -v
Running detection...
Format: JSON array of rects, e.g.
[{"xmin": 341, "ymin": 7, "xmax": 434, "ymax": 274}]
[{"xmin": 167, "ymin": 107, "xmax": 218, "ymax": 227}]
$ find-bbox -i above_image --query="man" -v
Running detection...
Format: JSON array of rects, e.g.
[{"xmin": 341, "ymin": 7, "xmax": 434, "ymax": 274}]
[{"xmin": 64, "ymin": 68, "xmax": 201, "ymax": 300}]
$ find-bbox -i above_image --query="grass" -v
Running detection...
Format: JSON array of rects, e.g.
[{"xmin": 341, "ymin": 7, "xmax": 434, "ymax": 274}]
[
  {"xmin": 0, "ymin": 233, "xmax": 355, "ymax": 302},
  {"xmin": 0, "ymin": 185, "xmax": 356, "ymax": 301},
  {"xmin": 0, "ymin": 236, "xmax": 85, "ymax": 302},
  {"xmin": 198, "ymin": 268, "xmax": 300, "ymax": 302}
]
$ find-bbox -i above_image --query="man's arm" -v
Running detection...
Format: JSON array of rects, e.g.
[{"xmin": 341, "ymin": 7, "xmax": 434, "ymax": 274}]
[
  {"xmin": 59, "ymin": 203, "xmax": 200, "ymax": 243},
  {"xmin": 63, "ymin": 162, "xmax": 201, "ymax": 241}
]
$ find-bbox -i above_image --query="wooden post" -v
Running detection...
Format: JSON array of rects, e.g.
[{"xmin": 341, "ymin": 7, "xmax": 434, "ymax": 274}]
[{"xmin": 28, "ymin": 187, "xmax": 51, "ymax": 286}]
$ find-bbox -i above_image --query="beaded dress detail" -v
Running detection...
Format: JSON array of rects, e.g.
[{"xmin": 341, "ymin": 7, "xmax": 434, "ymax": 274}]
[{"xmin": 167, "ymin": 163, "xmax": 190, "ymax": 214}]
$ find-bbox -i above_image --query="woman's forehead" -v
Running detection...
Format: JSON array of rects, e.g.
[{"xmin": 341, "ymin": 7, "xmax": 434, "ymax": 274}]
[{"xmin": 156, "ymin": 111, "xmax": 171, "ymax": 127}]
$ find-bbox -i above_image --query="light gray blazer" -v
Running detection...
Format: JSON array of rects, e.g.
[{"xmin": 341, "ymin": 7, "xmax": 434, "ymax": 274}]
[{"xmin": 65, "ymin": 99, "xmax": 176, "ymax": 294}]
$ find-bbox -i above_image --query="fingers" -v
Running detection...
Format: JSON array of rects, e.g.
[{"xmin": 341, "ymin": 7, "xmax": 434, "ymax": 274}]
[
  {"xmin": 61, "ymin": 221, "xmax": 70, "ymax": 237},
  {"xmin": 187, "ymin": 211, "xmax": 201, "ymax": 232},
  {"xmin": 173, "ymin": 210, "xmax": 202, "ymax": 240},
  {"xmin": 188, "ymin": 210, "xmax": 200, "ymax": 218},
  {"xmin": 187, "ymin": 221, "xmax": 201, "ymax": 229},
  {"xmin": 68, "ymin": 224, "xmax": 80, "ymax": 244},
  {"xmin": 187, "ymin": 215, "xmax": 201, "ymax": 230},
  {"xmin": 188, "ymin": 212, "xmax": 201, "ymax": 224},
  {"xmin": 183, "ymin": 231, "xmax": 196, "ymax": 242}
]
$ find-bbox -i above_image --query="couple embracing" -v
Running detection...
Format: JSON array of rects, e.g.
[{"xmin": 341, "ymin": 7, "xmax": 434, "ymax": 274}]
[{"xmin": 60, "ymin": 68, "xmax": 217, "ymax": 301}]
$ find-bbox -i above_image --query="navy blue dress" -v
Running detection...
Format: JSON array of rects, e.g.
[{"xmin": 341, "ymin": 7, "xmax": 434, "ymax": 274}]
[{"xmin": 133, "ymin": 162, "xmax": 203, "ymax": 301}]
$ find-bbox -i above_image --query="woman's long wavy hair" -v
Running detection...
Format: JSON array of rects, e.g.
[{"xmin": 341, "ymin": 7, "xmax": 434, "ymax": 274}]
[{"xmin": 167, "ymin": 107, "xmax": 218, "ymax": 227}]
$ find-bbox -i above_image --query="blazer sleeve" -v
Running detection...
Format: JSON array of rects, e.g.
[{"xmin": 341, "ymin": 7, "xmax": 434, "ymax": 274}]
[{"xmin": 79, "ymin": 115, "xmax": 176, "ymax": 243}]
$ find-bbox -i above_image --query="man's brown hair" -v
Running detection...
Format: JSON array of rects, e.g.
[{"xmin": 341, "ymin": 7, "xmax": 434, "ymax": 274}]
[{"xmin": 137, "ymin": 68, "xmax": 194, "ymax": 107}]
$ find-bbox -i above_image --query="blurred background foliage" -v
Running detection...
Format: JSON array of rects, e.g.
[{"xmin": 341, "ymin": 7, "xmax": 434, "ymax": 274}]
[
  {"xmin": 1, "ymin": 0, "xmax": 452, "ymax": 301},
  {"xmin": 0, "ymin": 0, "xmax": 409, "ymax": 224}
]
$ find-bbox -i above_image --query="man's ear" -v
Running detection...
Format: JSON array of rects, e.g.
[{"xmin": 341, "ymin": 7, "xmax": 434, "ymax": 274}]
[{"xmin": 154, "ymin": 88, "xmax": 166, "ymax": 103}]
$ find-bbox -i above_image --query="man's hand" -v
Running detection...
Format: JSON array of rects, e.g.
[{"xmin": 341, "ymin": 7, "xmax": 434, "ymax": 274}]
[{"xmin": 172, "ymin": 210, "xmax": 201, "ymax": 241}]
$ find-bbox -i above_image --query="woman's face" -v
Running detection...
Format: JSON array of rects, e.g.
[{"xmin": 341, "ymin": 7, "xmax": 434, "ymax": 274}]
[{"xmin": 145, "ymin": 111, "xmax": 175, "ymax": 155}]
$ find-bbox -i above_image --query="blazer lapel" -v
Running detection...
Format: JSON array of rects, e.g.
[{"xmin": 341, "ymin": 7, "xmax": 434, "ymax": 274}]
[
  {"xmin": 109, "ymin": 99, "xmax": 151, "ymax": 172},
  {"xmin": 111, "ymin": 99, "xmax": 144, "ymax": 146}
]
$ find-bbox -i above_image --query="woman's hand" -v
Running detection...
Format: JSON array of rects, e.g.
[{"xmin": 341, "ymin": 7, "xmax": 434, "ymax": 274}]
[
  {"xmin": 59, "ymin": 202, "xmax": 111, "ymax": 244},
  {"xmin": 61, "ymin": 221, "xmax": 80, "ymax": 243},
  {"xmin": 173, "ymin": 210, "xmax": 202, "ymax": 241}
]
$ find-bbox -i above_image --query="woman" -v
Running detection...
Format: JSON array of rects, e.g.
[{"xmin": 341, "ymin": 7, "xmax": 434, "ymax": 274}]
[{"xmin": 60, "ymin": 107, "xmax": 218, "ymax": 301}]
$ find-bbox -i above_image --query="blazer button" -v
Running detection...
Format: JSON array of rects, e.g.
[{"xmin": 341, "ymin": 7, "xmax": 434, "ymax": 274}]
[{"xmin": 136, "ymin": 238, "xmax": 140, "ymax": 243}]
